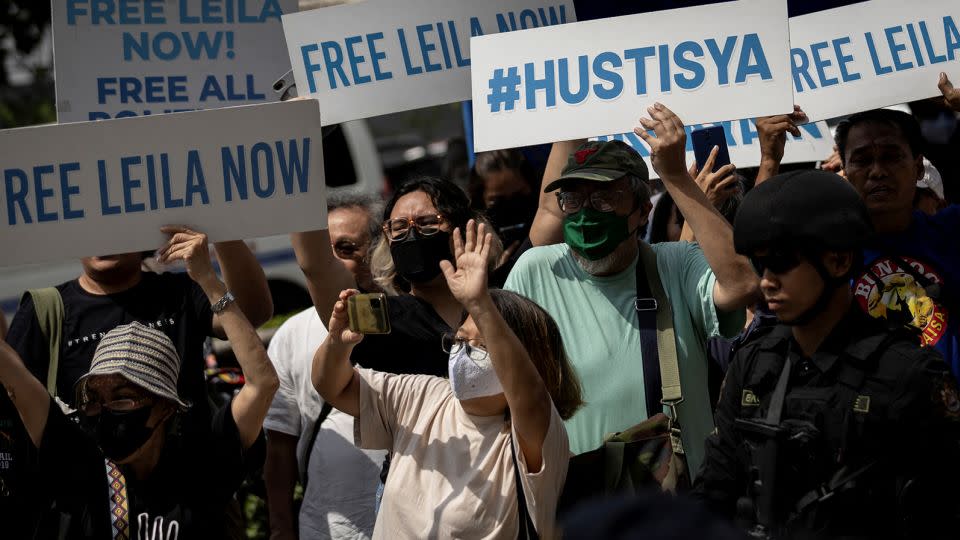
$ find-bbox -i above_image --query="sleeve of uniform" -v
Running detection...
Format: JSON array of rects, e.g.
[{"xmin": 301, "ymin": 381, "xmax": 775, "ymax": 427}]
[
  {"xmin": 5, "ymin": 294, "xmax": 51, "ymax": 383},
  {"xmin": 263, "ymin": 322, "xmax": 301, "ymax": 437},
  {"xmin": 655, "ymin": 242, "xmax": 745, "ymax": 339},
  {"xmin": 511, "ymin": 404, "xmax": 569, "ymax": 537},
  {"xmin": 693, "ymin": 351, "xmax": 747, "ymax": 518},
  {"xmin": 354, "ymin": 368, "xmax": 430, "ymax": 451}
]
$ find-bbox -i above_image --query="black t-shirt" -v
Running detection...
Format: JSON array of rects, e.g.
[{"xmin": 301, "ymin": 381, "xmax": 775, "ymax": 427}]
[
  {"xmin": 6, "ymin": 272, "xmax": 213, "ymax": 408},
  {"xmin": 35, "ymin": 398, "xmax": 265, "ymax": 540},
  {"xmin": 349, "ymin": 294, "xmax": 454, "ymax": 377}
]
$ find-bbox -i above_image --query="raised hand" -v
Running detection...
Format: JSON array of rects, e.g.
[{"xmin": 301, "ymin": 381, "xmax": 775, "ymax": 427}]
[
  {"xmin": 328, "ymin": 289, "xmax": 364, "ymax": 346},
  {"xmin": 756, "ymin": 105, "xmax": 809, "ymax": 165},
  {"xmin": 939, "ymin": 72, "xmax": 960, "ymax": 112},
  {"xmin": 635, "ymin": 103, "xmax": 689, "ymax": 180},
  {"xmin": 440, "ymin": 220, "xmax": 492, "ymax": 313},
  {"xmin": 157, "ymin": 225, "xmax": 217, "ymax": 287},
  {"xmin": 688, "ymin": 146, "xmax": 739, "ymax": 208}
]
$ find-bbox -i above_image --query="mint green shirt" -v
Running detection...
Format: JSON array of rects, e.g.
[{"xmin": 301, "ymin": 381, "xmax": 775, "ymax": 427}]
[{"xmin": 504, "ymin": 242, "xmax": 744, "ymax": 477}]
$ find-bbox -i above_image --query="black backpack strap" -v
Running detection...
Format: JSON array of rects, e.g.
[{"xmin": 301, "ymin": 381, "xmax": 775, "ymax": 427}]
[
  {"xmin": 635, "ymin": 248, "xmax": 662, "ymax": 416},
  {"xmin": 302, "ymin": 401, "xmax": 334, "ymax": 488}
]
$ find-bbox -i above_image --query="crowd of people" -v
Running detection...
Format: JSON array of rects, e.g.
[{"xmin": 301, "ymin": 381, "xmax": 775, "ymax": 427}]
[{"xmin": 0, "ymin": 73, "xmax": 958, "ymax": 539}]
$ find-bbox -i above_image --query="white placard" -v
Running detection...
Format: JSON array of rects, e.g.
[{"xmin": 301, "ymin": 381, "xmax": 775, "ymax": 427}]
[
  {"xmin": 0, "ymin": 100, "xmax": 326, "ymax": 268},
  {"xmin": 470, "ymin": 0, "xmax": 794, "ymax": 152},
  {"xmin": 52, "ymin": 0, "xmax": 298, "ymax": 123},
  {"xmin": 596, "ymin": 119, "xmax": 835, "ymax": 178},
  {"xmin": 282, "ymin": 0, "xmax": 576, "ymax": 125},
  {"xmin": 790, "ymin": 0, "xmax": 960, "ymax": 121}
]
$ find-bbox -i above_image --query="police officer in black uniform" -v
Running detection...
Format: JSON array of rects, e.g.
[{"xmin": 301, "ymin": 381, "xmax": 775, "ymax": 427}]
[{"xmin": 694, "ymin": 170, "xmax": 960, "ymax": 539}]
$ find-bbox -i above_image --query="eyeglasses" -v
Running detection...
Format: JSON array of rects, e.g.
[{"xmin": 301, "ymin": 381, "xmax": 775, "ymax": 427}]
[
  {"xmin": 382, "ymin": 214, "xmax": 447, "ymax": 242},
  {"xmin": 441, "ymin": 333, "xmax": 489, "ymax": 360},
  {"xmin": 556, "ymin": 190, "xmax": 626, "ymax": 214},
  {"xmin": 332, "ymin": 239, "xmax": 367, "ymax": 259},
  {"xmin": 79, "ymin": 396, "xmax": 153, "ymax": 416},
  {"xmin": 751, "ymin": 252, "xmax": 803, "ymax": 276}
]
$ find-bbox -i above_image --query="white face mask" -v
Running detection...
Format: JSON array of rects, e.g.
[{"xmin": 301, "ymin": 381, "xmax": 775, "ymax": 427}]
[{"xmin": 448, "ymin": 344, "xmax": 503, "ymax": 401}]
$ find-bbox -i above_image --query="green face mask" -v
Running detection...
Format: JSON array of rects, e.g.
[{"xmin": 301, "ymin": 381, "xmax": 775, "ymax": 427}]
[{"xmin": 563, "ymin": 207, "xmax": 633, "ymax": 261}]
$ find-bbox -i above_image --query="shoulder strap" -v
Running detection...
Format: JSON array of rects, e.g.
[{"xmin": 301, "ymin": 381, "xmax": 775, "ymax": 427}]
[
  {"xmin": 26, "ymin": 288, "xmax": 65, "ymax": 397},
  {"xmin": 636, "ymin": 243, "xmax": 681, "ymax": 407},
  {"xmin": 303, "ymin": 401, "xmax": 334, "ymax": 487}
]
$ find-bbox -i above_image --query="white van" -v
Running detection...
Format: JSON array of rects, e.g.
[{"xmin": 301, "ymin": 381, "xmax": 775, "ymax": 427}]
[{"xmin": 0, "ymin": 119, "xmax": 384, "ymax": 320}]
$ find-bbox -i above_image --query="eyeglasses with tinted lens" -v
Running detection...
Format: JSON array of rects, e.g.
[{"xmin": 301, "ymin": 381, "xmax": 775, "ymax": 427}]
[
  {"xmin": 382, "ymin": 214, "xmax": 446, "ymax": 242},
  {"xmin": 556, "ymin": 190, "xmax": 625, "ymax": 214},
  {"xmin": 79, "ymin": 397, "xmax": 153, "ymax": 416},
  {"xmin": 332, "ymin": 239, "xmax": 366, "ymax": 259},
  {"xmin": 751, "ymin": 252, "xmax": 803, "ymax": 276},
  {"xmin": 441, "ymin": 333, "xmax": 489, "ymax": 359}
]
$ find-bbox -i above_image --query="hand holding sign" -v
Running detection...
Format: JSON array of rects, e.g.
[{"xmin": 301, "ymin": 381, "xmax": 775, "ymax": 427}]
[
  {"xmin": 634, "ymin": 103, "xmax": 689, "ymax": 181},
  {"xmin": 940, "ymin": 73, "xmax": 960, "ymax": 112},
  {"xmin": 158, "ymin": 226, "xmax": 217, "ymax": 288},
  {"xmin": 756, "ymin": 105, "xmax": 809, "ymax": 183}
]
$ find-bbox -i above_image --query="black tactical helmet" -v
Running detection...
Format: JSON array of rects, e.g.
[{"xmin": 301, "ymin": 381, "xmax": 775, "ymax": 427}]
[{"xmin": 734, "ymin": 170, "xmax": 873, "ymax": 256}]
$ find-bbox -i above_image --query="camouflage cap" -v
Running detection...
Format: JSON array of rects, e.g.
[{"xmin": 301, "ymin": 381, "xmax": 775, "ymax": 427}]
[{"xmin": 544, "ymin": 140, "xmax": 650, "ymax": 192}]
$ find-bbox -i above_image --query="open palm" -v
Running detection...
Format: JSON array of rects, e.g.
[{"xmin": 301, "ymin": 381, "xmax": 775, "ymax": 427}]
[{"xmin": 440, "ymin": 220, "xmax": 492, "ymax": 310}]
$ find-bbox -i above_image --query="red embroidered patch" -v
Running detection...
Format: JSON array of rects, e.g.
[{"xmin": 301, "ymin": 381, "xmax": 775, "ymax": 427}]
[{"xmin": 575, "ymin": 148, "xmax": 598, "ymax": 164}]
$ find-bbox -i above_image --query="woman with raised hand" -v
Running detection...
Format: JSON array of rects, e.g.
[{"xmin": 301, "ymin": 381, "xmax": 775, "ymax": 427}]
[
  {"xmin": 0, "ymin": 228, "xmax": 278, "ymax": 539},
  {"xmin": 312, "ymin": 220, "xmax": 583, "ymax": 539}
]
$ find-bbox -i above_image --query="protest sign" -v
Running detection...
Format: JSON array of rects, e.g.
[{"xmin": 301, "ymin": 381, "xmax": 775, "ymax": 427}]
[
  {"xmin": 282, "ymin": 0, "xmax": 576, "ymax": 125},
  {"xmin": 790, "ymin": 0, "xmax": 960, "ymax": 120},
  {"xmin": 52, "ymin": 0, "xmax": 297, "ymax": 123},
  {"xmin": 596, "ymin": 119, "xmax": 835, "ymax": 178},
  {"xmin": 0, "ymin": 100, "xmax": 325, "ymax": 268},
  {"xmin": 470, "ymin": 0, "xmax": 794, "ymax": 152}
]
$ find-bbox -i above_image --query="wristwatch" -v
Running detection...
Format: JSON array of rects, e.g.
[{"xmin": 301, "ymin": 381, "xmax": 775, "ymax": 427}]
[{"xmin": 211, "ymin": 291, "xmax": 236, "ymax": 313}]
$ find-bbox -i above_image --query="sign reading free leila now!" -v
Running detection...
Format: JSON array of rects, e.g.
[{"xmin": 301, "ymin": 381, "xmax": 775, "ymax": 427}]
[
  {"xmin": 282, "ymin": 0, "xmax": 576, "ymax": 125},
  {"xmin": 470, "ymin": 0, "xmax": 794, "ymax": 152},
  {"xmin": 0, "ymin": 100, "xmax": 326, "ymax": 268}
]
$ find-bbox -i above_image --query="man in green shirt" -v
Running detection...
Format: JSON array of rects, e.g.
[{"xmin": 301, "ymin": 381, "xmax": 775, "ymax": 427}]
[{"xmin": 506, "ymin": 104, "xmax": 759, "ymax": 475}]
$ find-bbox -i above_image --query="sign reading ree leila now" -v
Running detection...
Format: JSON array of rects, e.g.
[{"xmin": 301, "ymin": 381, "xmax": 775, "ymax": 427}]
[
  {"xmin": 790, "ymin": 0, "xmax": 960, "ymax": 121},
  {"xmin": 0, "ymin": 100, "xmax": 325, "ymax": 268},
  {"xmin": 597, "ymin": 119, "xmax": 835, "ymax": 178},
  {"xmin": 52, "ymin": 0, "xmax": 297, "ymax": 123},
  {"xmin": 470, "ymin": 0, "xmax": 793, "ymax": 152},
  {"xmin": 282, "ymin": 0, "xmax": 575, "ymax": 125}
]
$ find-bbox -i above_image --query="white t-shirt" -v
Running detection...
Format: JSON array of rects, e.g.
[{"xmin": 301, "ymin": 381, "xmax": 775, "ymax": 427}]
[
  {"xmin": 265, "ymin": 308, "xmax": 386, "ymax": 540},
  {"xmin": 355, "ymin": 368, "xmax": 569, "ymax": 539}
]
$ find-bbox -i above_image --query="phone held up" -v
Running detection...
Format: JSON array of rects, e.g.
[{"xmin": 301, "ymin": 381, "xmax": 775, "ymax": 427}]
[
  {"xmin": 347, "ymin": 293, "xmax": 392, "ymax": 335},
  {"xmin": 691, "ymin": 125, "xmax": 732, "ymax": 174}
]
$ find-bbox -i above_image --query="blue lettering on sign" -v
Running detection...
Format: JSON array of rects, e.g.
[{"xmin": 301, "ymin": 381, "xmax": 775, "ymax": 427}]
[
  {"xmin": 121, "ymin": 156, "xmax": 147, "ymax": 213},
  {"xmin": 185, "ymin": 150, "xmax": 210, "ymax": 207},
  {"xmin": 2, "ymin": 163, "xmax": 86, "ymax": 225},
  {"xmin": 222, "ymin": 139, "xmax": 311, "ymax": 201},
  {"xmin": 4, "ymin": 169, "xmax": 31, "ymax": 225},
  {"xmin": 98, "ymin": 160, "xmax": 122, "ymax": 216},
  {"xmin": 487, "ymin": 33, "xmax": 776, "ymax": 112}
]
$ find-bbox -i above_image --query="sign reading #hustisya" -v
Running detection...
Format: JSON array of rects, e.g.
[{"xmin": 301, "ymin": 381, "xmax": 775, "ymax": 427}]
[
  {"xmin": 282, "ymin": 0, "xmax": 576, "ymax": 125},
  {"xmin": 790, "ymin": 0, "xmax": 960, "ymax": 121},
  {"xmin": 52, "ymin": 0, "xmax": 297, "ymax": 123},
  {"xmin": 0, "ymin": 100, "xmax": 326, "ymax": 268},
  {"xmin": 470, "ymin": 0, "xmax": 794, "ymax": 152}
]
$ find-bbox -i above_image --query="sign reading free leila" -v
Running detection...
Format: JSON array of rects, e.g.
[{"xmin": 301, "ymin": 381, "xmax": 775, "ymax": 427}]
[{"xmin": 0, "ymin": 100, "xmax": 327, "ymax": 268}]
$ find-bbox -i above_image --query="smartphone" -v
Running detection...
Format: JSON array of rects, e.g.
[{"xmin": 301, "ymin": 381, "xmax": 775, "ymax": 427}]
[
  {"xmin": 347, "ymin": 293, "xmax": 391, "ymax": 334},
  {"xmin": 691, "ymin": 125, "xmax": 732, "ymax": 173},
  {"xmin": 273, "ymin": 69, "xmax": 298, "ymax": 101}
]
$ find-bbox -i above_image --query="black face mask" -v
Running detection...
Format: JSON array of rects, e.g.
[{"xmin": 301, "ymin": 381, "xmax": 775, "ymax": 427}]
[
  {"xmin": 486, "ymin": 195, "xmax": 537, "ymax": 246},
  {"xmin": 389, "ymin": 229, "xmax": 452, "ymax": 284},
  {"xmin": 81, "ymin": 406, "xmax": 157, "ymax": 461}
]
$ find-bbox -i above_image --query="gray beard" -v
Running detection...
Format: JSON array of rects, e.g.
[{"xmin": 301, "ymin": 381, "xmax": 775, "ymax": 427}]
[{"xmin": 571, "ymin": 243, "xmax": 636, "ymax": 276}]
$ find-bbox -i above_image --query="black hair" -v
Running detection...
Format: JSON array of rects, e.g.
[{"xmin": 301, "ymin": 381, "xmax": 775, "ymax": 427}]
[
  {"xmin": 835, "ymin": 108, "xmax": 926, "ymax": 165},
  {"xmin": 468, "ymin": 149, "xmax": 539, "ymax": 210},
  {"xmin": 383, "ymin": 176, "xmax": 476, "ymax": 231},
  {"xmin": 649, "ymin": 192, "xmax": 683, "ymax": 244}
]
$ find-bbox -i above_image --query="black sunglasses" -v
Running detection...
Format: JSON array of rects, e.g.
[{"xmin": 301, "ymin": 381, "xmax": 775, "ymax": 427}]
[{"xmin": 751, "ymin": 252, "xmax": 803, "ymax": 276}]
